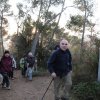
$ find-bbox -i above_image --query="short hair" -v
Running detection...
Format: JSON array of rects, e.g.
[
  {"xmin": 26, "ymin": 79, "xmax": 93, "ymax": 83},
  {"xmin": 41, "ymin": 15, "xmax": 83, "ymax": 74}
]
[{"xmin": 4, "ymin": 50, "xmax": 10, "ymax": 54}]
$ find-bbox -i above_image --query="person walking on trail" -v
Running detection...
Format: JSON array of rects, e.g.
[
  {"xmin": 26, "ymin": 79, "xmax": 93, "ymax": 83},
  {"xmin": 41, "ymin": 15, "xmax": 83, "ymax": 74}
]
[
  {"xmin": 47, "ymin": 39, "xmax": 72, "ymax": 100},
  {"xmin": 0, "ymin": 50, "xmax": 13, "ymax": 90},
  {"xmin": 25, "ymin": 52, "xmax": 35, "ymax": 81},
  {"xmin": 10, "ymin": 56, "xmax": 17, "ymax": 80},
  {"xmin": 20, "ymin": 55, "xmax": 27, "ymax": 77}
]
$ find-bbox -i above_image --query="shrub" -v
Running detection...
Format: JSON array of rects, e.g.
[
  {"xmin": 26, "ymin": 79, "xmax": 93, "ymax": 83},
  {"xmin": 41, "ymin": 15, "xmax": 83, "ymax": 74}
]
[{"xmin": 72, "ymin": 81, "xmax": 100, "ymax": 100}]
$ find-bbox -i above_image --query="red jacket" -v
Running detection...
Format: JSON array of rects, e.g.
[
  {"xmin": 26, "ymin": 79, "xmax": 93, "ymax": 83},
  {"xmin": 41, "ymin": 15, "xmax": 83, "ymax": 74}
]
[{"xmin": 0, "ymin": 56, "xmax": 12, "ymax": 73}]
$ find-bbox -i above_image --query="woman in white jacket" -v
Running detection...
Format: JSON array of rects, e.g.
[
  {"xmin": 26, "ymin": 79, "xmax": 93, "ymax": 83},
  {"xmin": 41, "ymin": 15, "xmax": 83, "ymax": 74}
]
[{"xmin": 10, "ymin": 56, "xmax": 17, "ymax": 79}]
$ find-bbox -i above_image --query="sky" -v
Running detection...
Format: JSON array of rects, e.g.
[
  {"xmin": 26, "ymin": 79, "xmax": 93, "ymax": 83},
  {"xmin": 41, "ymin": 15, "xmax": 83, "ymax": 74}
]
[{"xmin": 7, "ymin": 0, "xmax": 100, "ymax": 35}]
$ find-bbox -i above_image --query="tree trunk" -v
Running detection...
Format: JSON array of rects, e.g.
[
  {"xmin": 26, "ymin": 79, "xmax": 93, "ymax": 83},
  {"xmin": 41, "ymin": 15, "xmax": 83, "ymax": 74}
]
[
  {"xmin": 40, "ymin": 0, "xmax": 52, "ymax": 47},
  {"xmin": 31, "ymin": 0, "xmax": 69, "ymax": 56},
  {"xmin": 31, "ymin": 0, "xmax": 42, "ymax": 56},
  {"xmin": 0, "ymin": 10, "xmax": 4, "ymax": 55},
  {"xmin": 48, "ymin": 0, "xmax": 65, "ymax": 47},
  {"xmin": 80, "ymin": 0, "xmax": 87, "ymax": 61}
]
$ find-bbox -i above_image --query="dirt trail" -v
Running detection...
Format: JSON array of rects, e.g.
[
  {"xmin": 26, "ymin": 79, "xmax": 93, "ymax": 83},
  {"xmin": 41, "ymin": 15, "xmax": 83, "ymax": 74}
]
[{"xmin": 0, "ymin": 70, "xmax": 54, "ymax": 100}]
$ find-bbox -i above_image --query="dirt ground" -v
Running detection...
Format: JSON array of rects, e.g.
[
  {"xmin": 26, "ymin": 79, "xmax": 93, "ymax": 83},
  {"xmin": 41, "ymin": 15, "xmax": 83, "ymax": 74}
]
[{"xmin": 0, "ymin": 70, "xmax": 54, "ymax": 100}]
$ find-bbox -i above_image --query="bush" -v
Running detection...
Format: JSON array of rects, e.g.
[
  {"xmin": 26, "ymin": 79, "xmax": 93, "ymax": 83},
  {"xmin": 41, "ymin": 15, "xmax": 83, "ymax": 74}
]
[{"xmin": 72, "ymin": 81, "xmax": 100, "ymax": 100}]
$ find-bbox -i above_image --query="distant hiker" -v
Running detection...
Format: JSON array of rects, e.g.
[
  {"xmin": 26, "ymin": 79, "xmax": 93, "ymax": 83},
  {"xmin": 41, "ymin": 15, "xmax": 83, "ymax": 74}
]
[
  {"xmin": 10, "ymin": 56, "xmax": 17, "ymax": 80},
  {"xmin": 25, "ymin": 52, "xmax": 35, "ymax": 81},
  {"xmin": 54, "ymin": 44, "xmax": 59, "ymax": 50},
  {"xmin": 47, "ymin": 39, "xmax": 72, "ymax": 100},
  {"xmin": 20, "ymin": 55, "xmax": 27, "ymax": 77},
  {"xmin": 0, "ymin": 50, "xmax": 13, "ymax": 90}
]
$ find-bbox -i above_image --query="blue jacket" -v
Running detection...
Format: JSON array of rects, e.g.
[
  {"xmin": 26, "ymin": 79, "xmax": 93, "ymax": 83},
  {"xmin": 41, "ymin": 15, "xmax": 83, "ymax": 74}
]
[{"xmin": 47, "ymin": 48, "xmax": 72, "ymax": 77}]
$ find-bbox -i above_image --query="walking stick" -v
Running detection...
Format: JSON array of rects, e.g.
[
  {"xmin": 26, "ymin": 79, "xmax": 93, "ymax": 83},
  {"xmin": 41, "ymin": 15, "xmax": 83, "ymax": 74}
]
[{"xmin": 41, "ymin": 78, "xmax": 54, "ymax": 100}]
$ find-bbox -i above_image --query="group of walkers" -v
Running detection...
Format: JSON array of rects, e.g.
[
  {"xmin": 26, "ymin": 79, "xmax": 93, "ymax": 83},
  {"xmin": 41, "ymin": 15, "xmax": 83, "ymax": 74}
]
[
  {"xmin": 0, "ymin": 50, "xmax": 16, "ymax": 90},
  {"xmin": 0, "ymin": 51, "xmax": 36, "ymax": 90},
  {"xmin": 0, "ymin": 39, "xmax": 72, "ymax": 100}
]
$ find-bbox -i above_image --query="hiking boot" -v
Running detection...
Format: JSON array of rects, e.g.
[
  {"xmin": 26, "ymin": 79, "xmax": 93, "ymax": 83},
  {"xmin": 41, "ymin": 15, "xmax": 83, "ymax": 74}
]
[
  {"xmin": 2, "ymin": 85, "xmax": 6, "ymax": 88},
  {"xmin": 6, "ymin": 86, "xmax": 11, "ymax": 90}
]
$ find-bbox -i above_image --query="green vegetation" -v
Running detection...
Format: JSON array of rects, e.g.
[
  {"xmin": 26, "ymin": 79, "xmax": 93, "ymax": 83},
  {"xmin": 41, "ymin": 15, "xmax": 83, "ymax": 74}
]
[{"xmin": 72, "ymin": 82, "xmax": 100, "ymax": 100}]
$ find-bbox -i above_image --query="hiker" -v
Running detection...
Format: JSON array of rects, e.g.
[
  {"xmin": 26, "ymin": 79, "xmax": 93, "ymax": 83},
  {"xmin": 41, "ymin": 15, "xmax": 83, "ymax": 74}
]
[
  {"xmin": 0, "ymin": 50, "xmax": 13, "ymax": 90},
  {"xmin": 20, "ymin": 55, "xmax": 27, "ymax": 77},
  {"xmin": 54, "ymin": 44, "xmax": 59, "ymax": 50},
  {"xmin": 47, "ymin": 39, "xmax": 72, "ymax": 100},
  {"xmin": 10, "ymin": 56, "xmax": 17, "ymax": 79},
  {"xmin": 25, "ymin": 52, "xmax": 35, "ymax": 81}
]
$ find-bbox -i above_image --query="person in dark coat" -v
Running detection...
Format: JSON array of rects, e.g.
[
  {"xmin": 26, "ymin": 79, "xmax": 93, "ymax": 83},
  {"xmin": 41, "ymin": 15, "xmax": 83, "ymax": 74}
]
[
  {"xmin": 47, "ymin": 39, "xmax": 72, "ymax": 100},
  {"xmin": 0, "ymin": 50, "xmax": 12, "ymax": 90}
]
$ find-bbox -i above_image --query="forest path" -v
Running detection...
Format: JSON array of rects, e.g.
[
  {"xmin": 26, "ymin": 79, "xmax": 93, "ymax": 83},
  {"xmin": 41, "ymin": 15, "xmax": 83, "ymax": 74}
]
[{"xmin": 0, "ymin": 70, "xmax": 54, "ymax": 100}]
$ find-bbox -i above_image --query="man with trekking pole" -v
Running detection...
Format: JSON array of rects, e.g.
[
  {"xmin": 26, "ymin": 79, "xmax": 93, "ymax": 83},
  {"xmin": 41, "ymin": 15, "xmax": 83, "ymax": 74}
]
[{"xmin": 47, "ymin": 39, "xmax": 72, "ymax": 100}]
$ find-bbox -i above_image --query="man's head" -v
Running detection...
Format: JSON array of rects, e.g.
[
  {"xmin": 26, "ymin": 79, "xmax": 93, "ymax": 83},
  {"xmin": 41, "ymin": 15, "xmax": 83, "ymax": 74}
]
[
  {"xmin": 59, "ymin": 39, "xmax": 69, "ymax": 51},
  {"xmin": 28, "ymin": 52, "xmax": 33, "ymax": 57}
]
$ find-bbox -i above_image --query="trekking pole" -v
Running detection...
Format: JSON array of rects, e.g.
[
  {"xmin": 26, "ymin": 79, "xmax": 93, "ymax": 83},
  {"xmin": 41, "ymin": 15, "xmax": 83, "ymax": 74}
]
[{"xmin": 41, "ymin": 78, "xmax": 54, "ymax": 100}]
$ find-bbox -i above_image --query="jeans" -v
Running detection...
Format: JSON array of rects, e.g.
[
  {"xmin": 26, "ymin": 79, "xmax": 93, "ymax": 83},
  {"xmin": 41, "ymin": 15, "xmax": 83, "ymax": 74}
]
[
  {"xmin": 9, "ymin": 67, "xmax": 15, "ymax": 78},
  {"xmin": 26, "ymin": 67, "xmax": 33, "ymax": 80},
  {"xmin": 1, "ymin": 72, "xmax": 10, "ymax": 87}
]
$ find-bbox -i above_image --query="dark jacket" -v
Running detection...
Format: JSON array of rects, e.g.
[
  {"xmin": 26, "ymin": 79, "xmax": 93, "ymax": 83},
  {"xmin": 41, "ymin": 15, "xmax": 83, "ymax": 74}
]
[
  {"xmin": 47, "ymin": 48, "xmax": 72, "ymax": 77},
  {"xmin": 26, "ymin": 56, "xmax": 35, "ymax": 68},
  {"xmin": 0, "ymin": 56, "xmax": 12, "ymax": 73}
]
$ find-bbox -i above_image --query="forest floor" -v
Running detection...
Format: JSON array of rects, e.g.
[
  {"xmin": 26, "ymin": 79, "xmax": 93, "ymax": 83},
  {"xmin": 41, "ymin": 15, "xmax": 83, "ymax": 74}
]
[{"xmin": 0, "ymin": 70, "xmax": 54, "ymax": 100}]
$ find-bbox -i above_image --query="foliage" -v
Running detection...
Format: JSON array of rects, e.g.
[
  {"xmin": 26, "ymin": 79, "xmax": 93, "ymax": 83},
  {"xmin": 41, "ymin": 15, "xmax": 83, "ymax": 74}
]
[
  {"xmin": 72, "ymin": 81, "xmax": 100, "ymax": 100},
  {"xmin": 74, "ymin": 0, "xmax": 94, "ymax": 16},
  {"xmin": 10, "ymin": 16, "xmax": 35, "ymax": 63},
  {"xmin": 36, "ymin": 22, "xmax": 67, "ymax": 68},
  {"xmin": 72, "ymin": 36, "xmax": 99, "ymax": 85},
  {"xmin": 0, "ymin": 0, "xmax": 11, "ymax": 36},
  {"xmin": 67, "ymin": 15, "xmax": 83, "ymax": 32},
  {"xmin": 66, "ymin": 14, "xmax": 95, "ymax": 34},
  {"xmin": 0, "ymin": 0, "xmax": 10, "ymax": 12}
]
